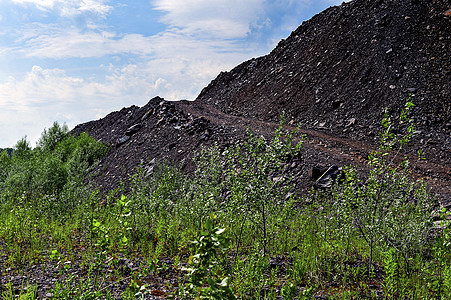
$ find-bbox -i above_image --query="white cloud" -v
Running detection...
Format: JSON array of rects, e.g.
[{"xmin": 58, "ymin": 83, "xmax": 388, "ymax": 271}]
[
  {"xmin": 20, "ymin": 28, "xmax": 152, "ymax": 58},
  {"xmin": 153, "ymin": 0, "xmax": 265, "ymax": 38},
  {"xmin": 0, "ymin": 66, "xmax": 83, "ymax": 111},
  {"xmin": 11, "ymin": 0, "xmax": 112, "ymax": 17},
  {"xmin": 13, "ymin": 24, "xmax": 252, "ymax": 60},
  {"xmin": 77, "ymin": 0, "xmax": 112, "ymax": 15},
  {"xmin": 0, "ymin": 65, "xmax": 138, "ymax": 146}
]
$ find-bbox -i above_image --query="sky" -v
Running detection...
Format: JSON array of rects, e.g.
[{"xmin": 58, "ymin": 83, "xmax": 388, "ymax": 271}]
[{"xmin": 0, "ymin": 0, "xmax": 348, "ymax": 148}]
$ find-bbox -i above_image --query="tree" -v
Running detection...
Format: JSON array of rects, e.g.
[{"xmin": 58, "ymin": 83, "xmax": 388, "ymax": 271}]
[
  {"xmin": 13, "ymin": 137, "xmax": 32, "ymax": 159},
  {"xmin": 37, "ymin": 121, "xmax": 69, "ymax": 152}
]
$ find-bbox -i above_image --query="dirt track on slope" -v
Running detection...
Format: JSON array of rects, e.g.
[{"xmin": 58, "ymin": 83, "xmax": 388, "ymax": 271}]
[{"xmin": 181, "ymin": 101, "xmax": 451, "ymax": 202}]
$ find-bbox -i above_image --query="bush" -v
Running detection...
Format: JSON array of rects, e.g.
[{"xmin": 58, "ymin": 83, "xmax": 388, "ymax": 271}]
[
  {"xmin": 0, "ymin": 123, "xmax": 108, "ymax": 202},
  {"xmin": 323, "ymin": 99, "xmax": 435, "ymax": 274}
]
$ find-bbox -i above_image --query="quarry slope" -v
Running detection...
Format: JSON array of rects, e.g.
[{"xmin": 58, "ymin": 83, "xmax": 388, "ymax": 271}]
[{"xmin": 72, "ymin": 0, "xmax": 450, "ymax": 201}]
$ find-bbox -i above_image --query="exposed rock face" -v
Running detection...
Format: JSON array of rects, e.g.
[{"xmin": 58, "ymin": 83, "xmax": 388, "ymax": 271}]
[{"xmin": 71, "ymin": 0, "xmax": 450, "ymax": 200}]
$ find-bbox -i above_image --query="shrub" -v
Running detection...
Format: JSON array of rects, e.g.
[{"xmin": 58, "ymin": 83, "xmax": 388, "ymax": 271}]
[
  {"xmin": 0, "ymin": 124, "xmax": 108, "ymax": 202},
  {"xmin": 324, "ymin": 99, "xmax": 435, "ymax": 274},
  {"xmin": 177, "ymin": 216, "xmax": 236, "ymax": 300}
]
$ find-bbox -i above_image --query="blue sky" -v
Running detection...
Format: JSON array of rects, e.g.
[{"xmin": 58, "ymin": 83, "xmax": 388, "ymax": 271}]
[{"xmin": 0, "ymin": 0, "xmax": 347, "ymax": 148}]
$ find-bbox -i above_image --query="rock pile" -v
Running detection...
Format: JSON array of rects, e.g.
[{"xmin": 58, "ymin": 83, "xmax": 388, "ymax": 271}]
[
  {"xmin": 197, "ymin": 0, "xmax": 450, "ymax": 163},
  {"xmin": 71, "ymin": 0, "xmax": 450, "ymax": 200}
]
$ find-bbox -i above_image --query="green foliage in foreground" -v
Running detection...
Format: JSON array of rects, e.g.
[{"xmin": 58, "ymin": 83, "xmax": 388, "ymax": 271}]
[{"xmin": 1, "ymin": 102, "xmax": 450, "ymax": 299}]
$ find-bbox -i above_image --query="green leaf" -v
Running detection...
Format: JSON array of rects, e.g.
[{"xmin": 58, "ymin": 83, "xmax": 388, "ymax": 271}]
[
  {"xmin": 215, "ymin": 228, "xmax": 226, "ymax": 235},
  {"xmin": 219, "ymin": 277, "xmax": 229, "ymax": 287},
  {"xmin": 205, "ymin": 218, "xmax": 213, "ymax": 230}
]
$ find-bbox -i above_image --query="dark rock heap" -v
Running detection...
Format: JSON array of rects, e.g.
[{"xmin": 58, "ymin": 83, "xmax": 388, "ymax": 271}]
[
  {"xmin": 71, "ymin": 0, "xmax": 450, "ymax": 200},
  {"xmin": 198, "ymin": 0, "xmax": 450, "ymax": 138}
]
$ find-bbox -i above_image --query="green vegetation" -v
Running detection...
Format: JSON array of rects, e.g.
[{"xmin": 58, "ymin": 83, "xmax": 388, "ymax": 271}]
[
  {"xmin": 0, "ymin": 147, "xmax": 13, "ymax": 157},
  {"xmin": 0, "ymin": 103, "xmax": 449, "ymax": 299}
]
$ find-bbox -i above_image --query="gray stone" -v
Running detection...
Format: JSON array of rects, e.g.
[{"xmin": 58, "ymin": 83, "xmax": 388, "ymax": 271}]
[
  {"xmin": 116, "ymin": 135, "xmax": 130, "ymax": 147},
  {"xmin": 346, "ymin": 117, "xmax": 356, "ymax": 127},
  {"xmin": 141, "ymin": 108, "xmax": 154, "ymax": 121},
  {"xmin": 125, "ymin": 124, "xmax": 142, "ymax": 136},
  {"xmin": 313, "ymin": 165, "xmax": 343, "ymax": 189}
]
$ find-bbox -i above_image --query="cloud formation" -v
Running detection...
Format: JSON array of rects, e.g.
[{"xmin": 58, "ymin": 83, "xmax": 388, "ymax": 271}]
[
  {"xmin": 16, "ymin": 26, "xmax": 250, "ymax": 60},
  {"xmin": 11, "ymin": 0, "xmax": 113, "ymax": 17},
  {"xmin": 20, "ymin": 28, "xmax": 153, "ymax": 58},
  {"xmin": 153, "ymin": 0, "xmax": 265, "ymax": 38}
]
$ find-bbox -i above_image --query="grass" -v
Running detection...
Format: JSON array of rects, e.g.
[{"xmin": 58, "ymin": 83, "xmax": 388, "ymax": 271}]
[{"xmin": 0, "ymin": 102, "xmax": 450, "ymax": 299}]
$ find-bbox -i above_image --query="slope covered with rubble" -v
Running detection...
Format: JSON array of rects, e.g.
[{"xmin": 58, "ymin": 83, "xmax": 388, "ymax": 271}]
[
  {"xmin": 198, "ymin": 0, "xmax": 450, "ymax": 145},
  {"xmin": 72, "ymin": 0, "xmax": 450, "ymax": 200}
]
